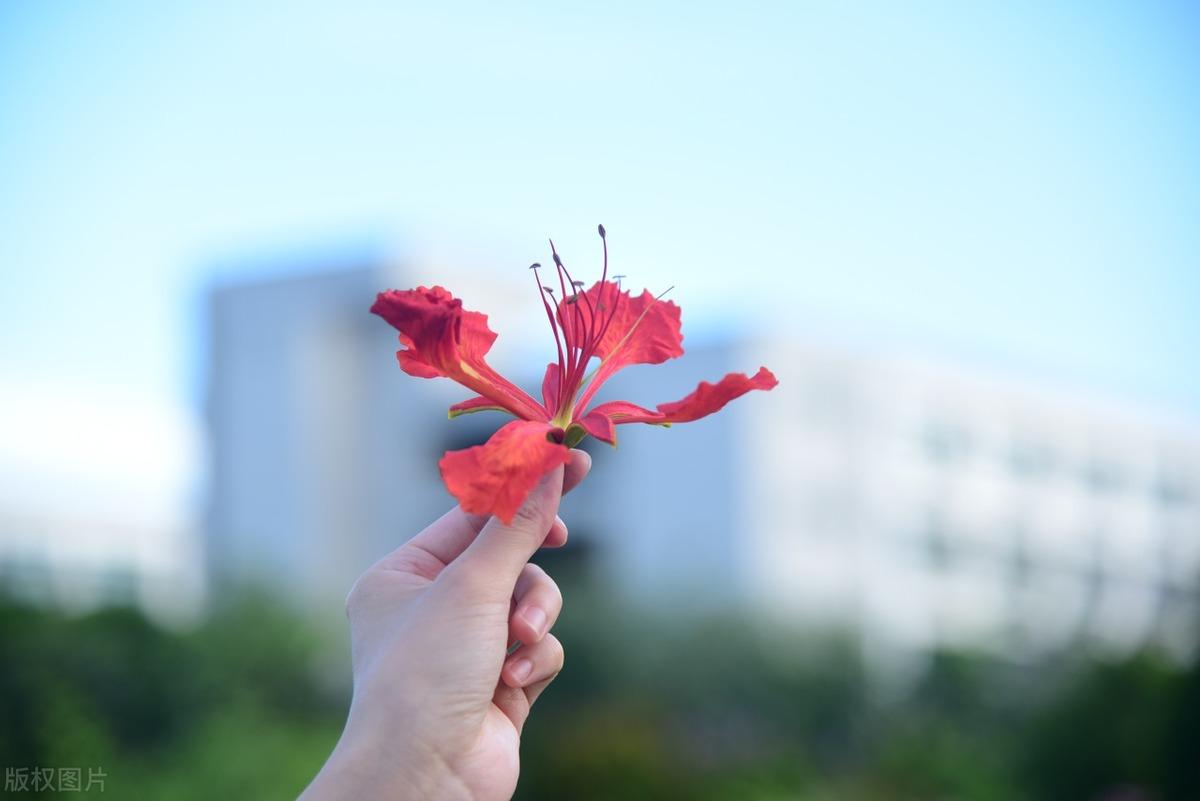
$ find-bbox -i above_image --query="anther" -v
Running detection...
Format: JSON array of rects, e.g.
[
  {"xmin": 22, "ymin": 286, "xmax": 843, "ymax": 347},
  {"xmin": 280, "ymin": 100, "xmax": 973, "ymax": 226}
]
[
  {"xmin": 571, "ymin": 280, "xmax": 585, "ymax": 288},
  {"xmin": 529, "ymin": 262, "xmax": 541, "ymax": 270},
  {"xmin": 598, "ymin": 223, "xmax": 606, "ymax": 238}
]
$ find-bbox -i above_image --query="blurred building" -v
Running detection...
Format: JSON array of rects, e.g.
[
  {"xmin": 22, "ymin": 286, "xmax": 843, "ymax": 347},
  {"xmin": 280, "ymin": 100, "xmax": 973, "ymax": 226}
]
[
  {"xmin": 206, "ymin": 264, "xmax": 449, "ymax": 613},
  {"xmin": 204, "ymin": 264, "xmax": 1200, "ymax": 661},
  {"xmin": 593, "ymin": 340, "xmax": 1200, "ymax": 663}
]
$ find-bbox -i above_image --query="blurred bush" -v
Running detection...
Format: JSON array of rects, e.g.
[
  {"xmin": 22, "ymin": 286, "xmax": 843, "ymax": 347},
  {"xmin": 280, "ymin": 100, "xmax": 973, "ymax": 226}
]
[
  {"xmin": 1, "ymin": 582, "xmax": 1196, "ymax": 800},
  {"xmin": 0, "ymin": 592, "xmax": 345, "ymax": 800}
]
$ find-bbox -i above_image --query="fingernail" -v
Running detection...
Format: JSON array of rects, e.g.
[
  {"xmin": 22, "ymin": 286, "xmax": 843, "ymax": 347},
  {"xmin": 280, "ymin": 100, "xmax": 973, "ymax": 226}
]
[
  {"xmin": 510, "ymin": 658, "xmax": 533, "ymax": 682},
  {"xmin": 521, "ymin": 606, "xmax": 547, "ymax": 637}
]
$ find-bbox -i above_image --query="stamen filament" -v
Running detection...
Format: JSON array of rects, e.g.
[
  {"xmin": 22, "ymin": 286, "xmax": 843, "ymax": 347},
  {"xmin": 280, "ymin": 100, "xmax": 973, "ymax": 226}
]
[
  {"xmin": 533, "ymin": 230, "xmax": 669, "ymax": 422},
  {"xmin": 530, "ymin": 263, "xmax": 567, "ymax": 401},
  {"xmin": 549, "ymin": 240, "xmax": 576, "ymax": 387},
  {"xmin": 550, "ymin": 239, "xmax": 598, "ymax": 398},
  {"xmin": 588, "ymin": 224, "xmax": 609, "ymax": 348}
]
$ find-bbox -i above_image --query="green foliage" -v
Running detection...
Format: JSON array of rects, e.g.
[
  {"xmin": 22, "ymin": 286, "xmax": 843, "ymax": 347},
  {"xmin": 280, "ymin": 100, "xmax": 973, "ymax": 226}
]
[
  {"xmin": 1021, "ymin": 652, "xmax": 1189, "ymax": 801},
  {"xmin": 0, "ymin": 593, "xmax": 343, "ymax": 800},
  {"xmin": 0, "ymin": 588, "xmax": 1194, "ymax": 800}
]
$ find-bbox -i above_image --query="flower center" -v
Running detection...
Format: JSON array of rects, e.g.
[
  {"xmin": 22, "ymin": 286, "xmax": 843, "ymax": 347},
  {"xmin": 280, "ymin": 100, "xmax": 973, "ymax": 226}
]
[{"xmin": 529, "ymin": 224, "xmax": 625, "ymax": 421}]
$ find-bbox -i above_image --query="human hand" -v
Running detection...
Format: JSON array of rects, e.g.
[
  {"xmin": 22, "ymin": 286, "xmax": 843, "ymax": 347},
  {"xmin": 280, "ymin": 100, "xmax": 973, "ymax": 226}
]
[{"xmin": 299, "ymin": 449, "xmax": 591, "ymax": 801}]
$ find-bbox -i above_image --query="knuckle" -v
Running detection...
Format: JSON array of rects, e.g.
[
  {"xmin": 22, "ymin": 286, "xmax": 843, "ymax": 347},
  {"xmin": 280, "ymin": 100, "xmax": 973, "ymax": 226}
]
[
  {"xmin": 523, "ymin": 563, "xmax": 562, "ymax": 603},
  {"xmin": 512, "ymin": 500, "xmax": 552, "ymax": 529},
  {"xmin": 344, "ymin": 569, "xmax": 385, "ymax": 616}
]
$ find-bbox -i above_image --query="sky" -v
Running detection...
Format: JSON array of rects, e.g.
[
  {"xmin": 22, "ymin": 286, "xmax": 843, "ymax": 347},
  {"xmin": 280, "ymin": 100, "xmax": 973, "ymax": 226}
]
[{"xmin": 1, "ymin": 1, "xmax": 1198, "ymax": 508}]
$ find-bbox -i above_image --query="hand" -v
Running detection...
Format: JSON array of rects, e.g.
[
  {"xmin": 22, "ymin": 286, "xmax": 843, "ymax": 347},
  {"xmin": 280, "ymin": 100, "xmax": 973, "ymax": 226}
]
[{"xmin": 300, "ymin": 449, "xmax": 592, "ymax": 801}]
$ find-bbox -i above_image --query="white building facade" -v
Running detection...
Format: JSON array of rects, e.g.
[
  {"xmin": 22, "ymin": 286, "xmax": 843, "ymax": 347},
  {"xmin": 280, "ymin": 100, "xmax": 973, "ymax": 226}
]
[{"xmin": 591, "ymin": 339, "xmax": 1200, "ymax": 662}]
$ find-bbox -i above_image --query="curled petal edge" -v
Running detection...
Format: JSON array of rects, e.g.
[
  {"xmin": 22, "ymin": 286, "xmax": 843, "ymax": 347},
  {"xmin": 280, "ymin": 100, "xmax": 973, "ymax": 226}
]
[
  {"xmin": 589, "ymin": 367, "xmax": 778, "ymax": 426},
  {"xmin": 438, "ymin": 420, "xmax": 572, "ymax": 524}
]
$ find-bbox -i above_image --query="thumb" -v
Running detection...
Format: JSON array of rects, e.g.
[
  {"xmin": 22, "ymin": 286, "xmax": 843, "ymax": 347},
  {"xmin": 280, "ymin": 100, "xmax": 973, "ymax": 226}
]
[{"xmin": 453, "ymin": 464, "xmax": 566, "ymax": 593}]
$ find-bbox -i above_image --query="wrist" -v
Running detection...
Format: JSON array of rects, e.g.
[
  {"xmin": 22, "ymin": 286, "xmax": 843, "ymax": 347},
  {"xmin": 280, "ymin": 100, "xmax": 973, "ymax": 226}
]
[{"xmin": 302, "ymin": 723, "xmax": 462, "ymax": 801}]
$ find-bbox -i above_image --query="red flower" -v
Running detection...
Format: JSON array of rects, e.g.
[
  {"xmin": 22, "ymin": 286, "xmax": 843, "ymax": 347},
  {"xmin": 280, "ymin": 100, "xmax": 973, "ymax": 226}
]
[{"xmin": 371, "ymin": 226, "xmax": 778, "ymax": 523}]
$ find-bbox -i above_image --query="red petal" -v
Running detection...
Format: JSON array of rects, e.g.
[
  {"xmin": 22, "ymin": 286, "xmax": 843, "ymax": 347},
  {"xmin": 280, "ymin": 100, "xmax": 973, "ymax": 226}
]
[
  {"xmin": 591, "ymin": 367, "xmax": 778, "ymax": 426},
  {"xmin": 397, "ymin": 349, "xmax": 444, "ymax": 379},
  {"xmin": 570, "ymin": 282, "xmax": 684, "ymax": 411},
  {"xmin": 438, "ymin": 420, "xmax": 572, "ymax": 524},
  {"xmin": 589, "ymin": 284, "xmax": 683, "ymax": 366},
  {"xmin": 585, "ymin": 400, "xmax": 664, "ymax": 424},
  {"xmin": 371, "ymin": 287, "xmax": 545, "ymax": 420},
  {"xmin": 655, "ymin": 367, "xmax": 778, "ymax": 422},
  {"xmin": 574, "ymin": 410, "xmax": 617, "ymax": 444},
  {"xmin": 558, "ymin": 282, "xmax": 682, "ymax": 366},
  {"xmin": 448, "ymin": 396, "xmax": 510, "ymax": 418},
  {"xmin": 540, "ymin": 362, "xmax": 562, "ymax": 412}
]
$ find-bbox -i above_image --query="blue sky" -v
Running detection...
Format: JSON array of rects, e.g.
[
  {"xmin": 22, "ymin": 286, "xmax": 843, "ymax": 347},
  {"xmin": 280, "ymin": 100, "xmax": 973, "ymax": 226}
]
[{"xmin": 1, "ymin": 0, "xmax": 1198, "ymax": 451}]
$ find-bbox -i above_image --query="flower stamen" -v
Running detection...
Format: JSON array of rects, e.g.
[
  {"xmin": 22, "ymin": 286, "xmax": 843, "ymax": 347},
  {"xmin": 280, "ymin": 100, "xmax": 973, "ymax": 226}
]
[
  {"xmin": 532, "ymin": 229, "xmax": 678, "ymax": 421},
  {"xmin": 529, "ymin": 262, "xmax": 566, "ymax": 401},
  {"xmin": 548, "ymin": 238, "xmax": 598, "ymax": 400}
]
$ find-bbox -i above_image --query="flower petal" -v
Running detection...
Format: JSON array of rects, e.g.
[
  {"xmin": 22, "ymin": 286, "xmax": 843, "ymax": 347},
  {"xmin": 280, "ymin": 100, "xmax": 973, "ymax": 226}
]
[
  {"xmin": 438, "ymin": 420, "xmax": 572, "ymax": 524},
  {"xmin": 540, "ymin": 362, "xmax": 562, "ymax": 412},
  {"xmin": 448, "ymin": 396, "xmax": 511, "ymax": 419},
  {"xmin": 584, "ymin": 400, "xmax": 664, "ymax": 425},
  {"xmin": 371, "ymin": 287, "xmax": 546, "ymax": 420},
  {"xmin": 558, "ymin": 282, "xmax": 683, "ymax": 366},
  {"xmin": 572, "ymin": 410, "xmax": 617, "ymax": 445},
  {"xmin": 569, "ymin": 281, "xmax": 684, "ymax": 411},
  {"xmin": 588, "ymin": 283, "xmax": 683, "ymax": 367},
  {"xmin": 590, "ymin": 367, "xmax": 778, "ymax": 426},
  {"xmin": 654, "ymin": 367, "xmax": 778, "ymax": 422}
]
